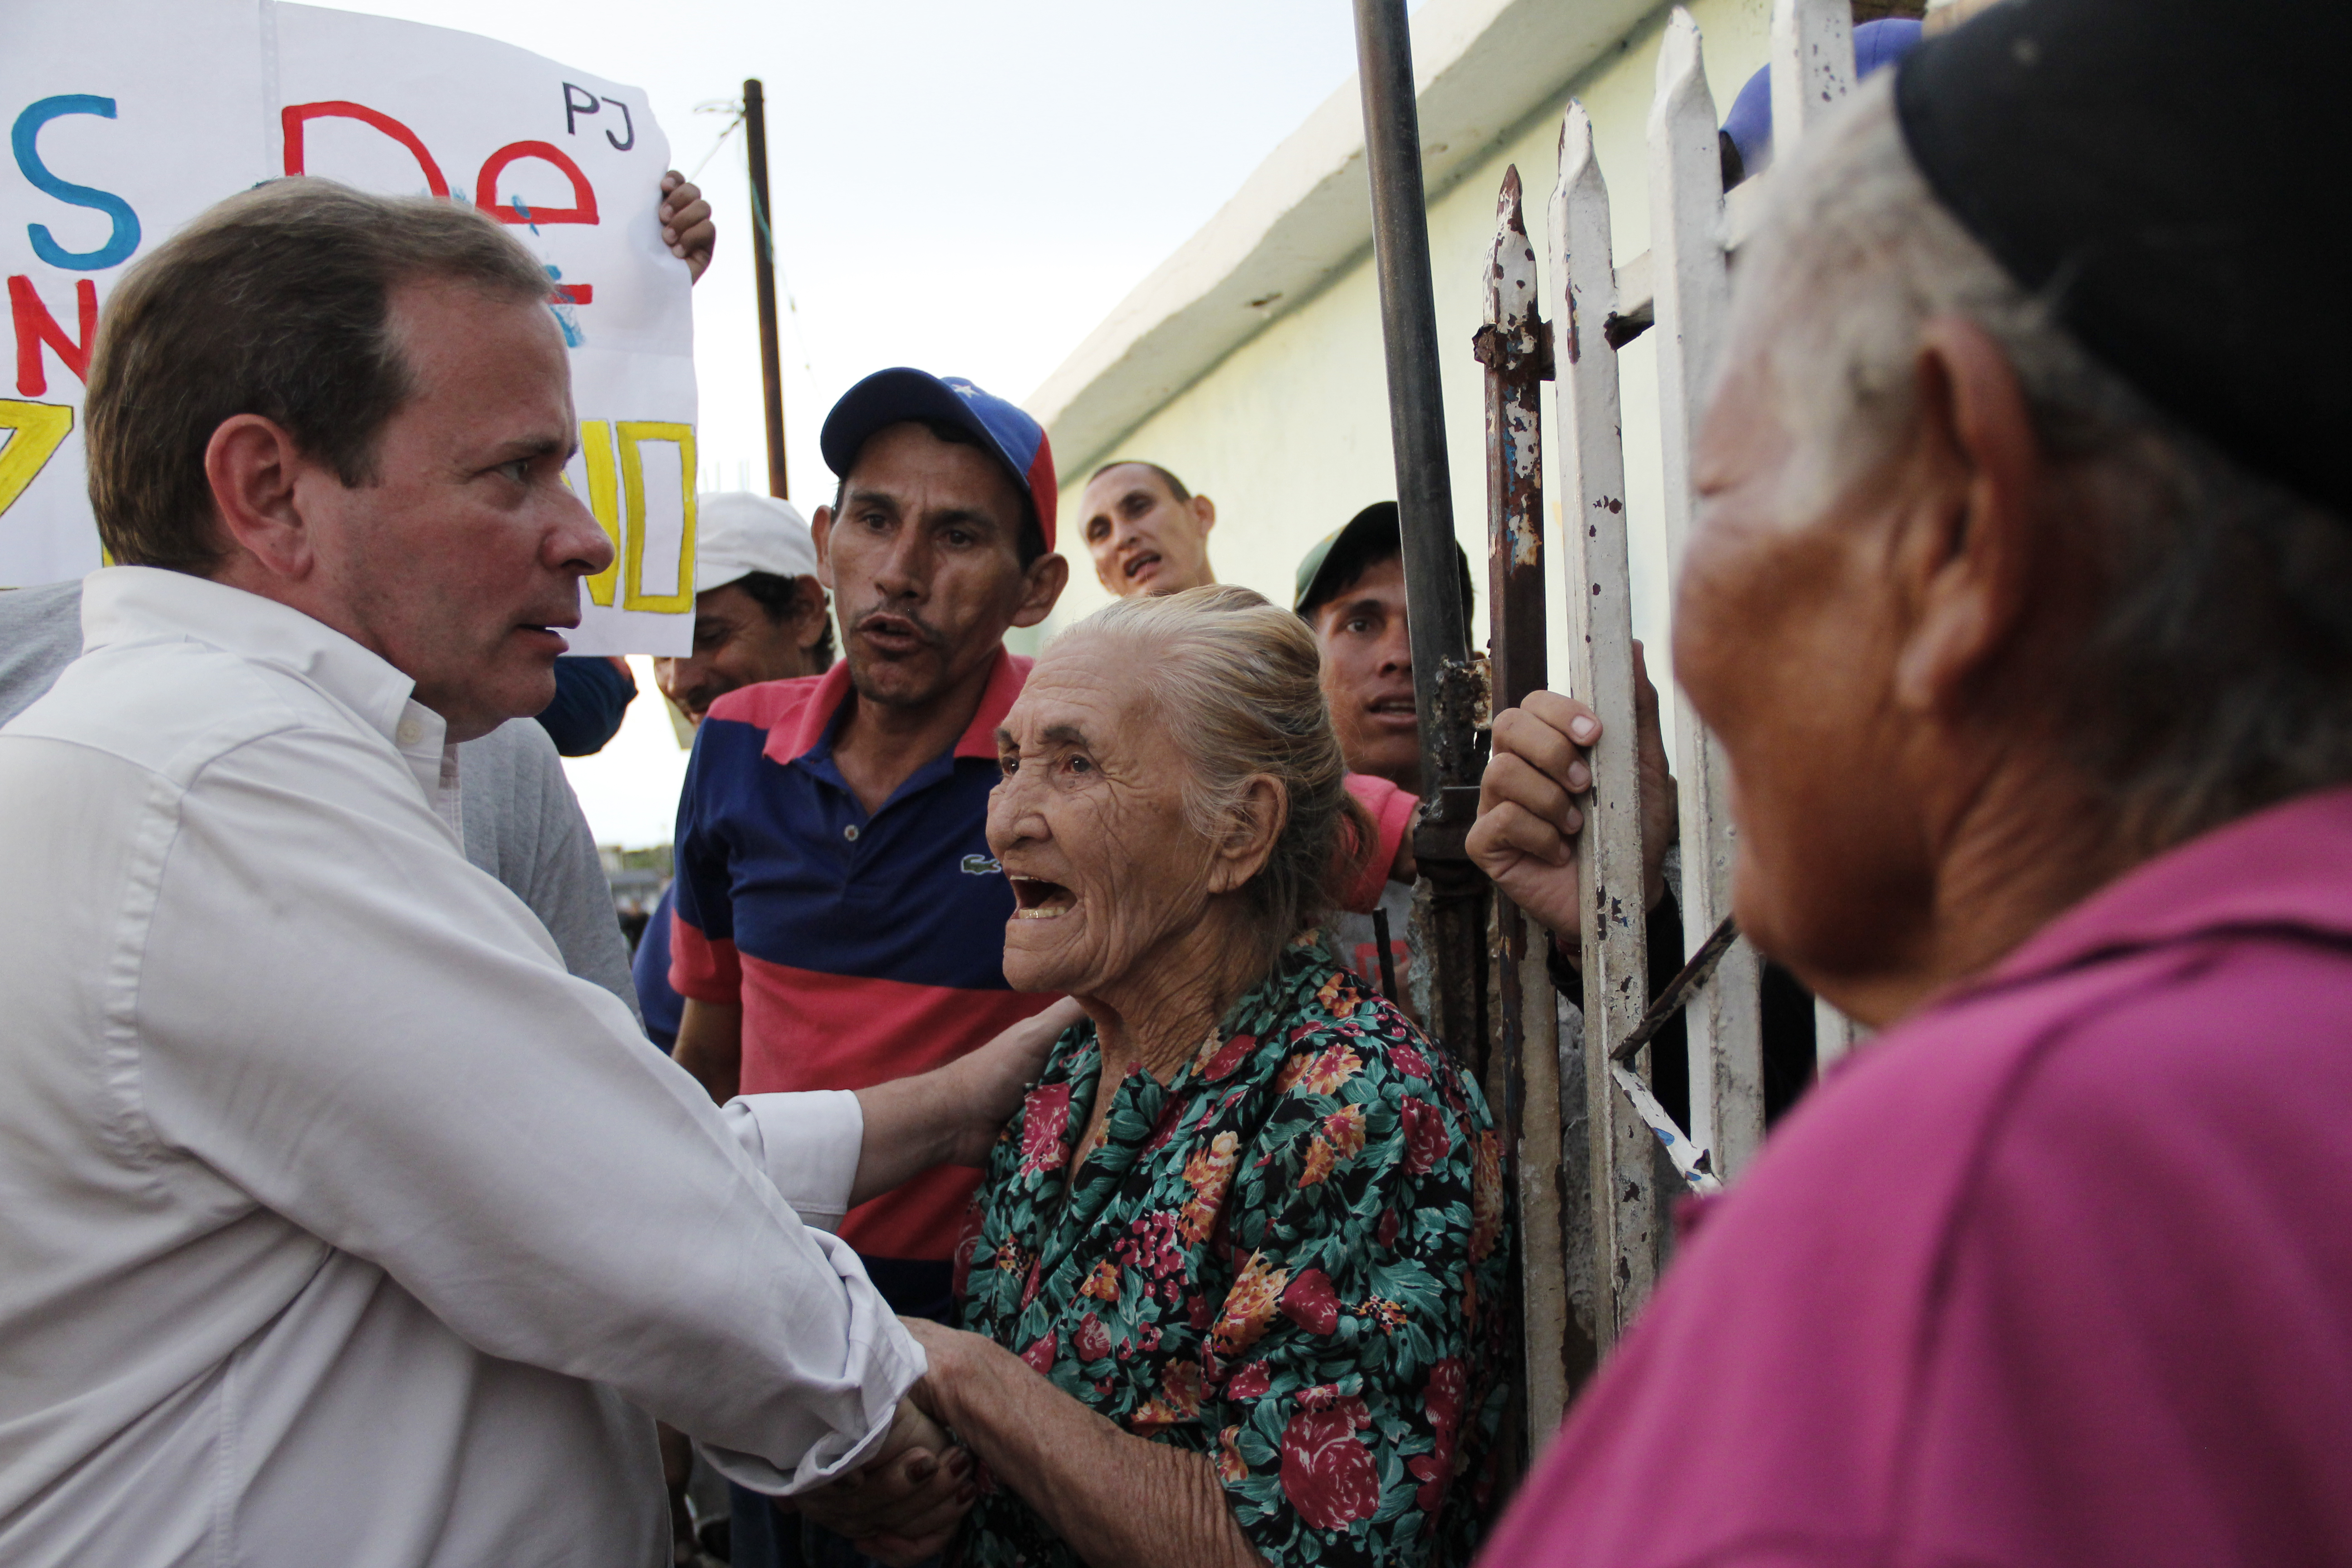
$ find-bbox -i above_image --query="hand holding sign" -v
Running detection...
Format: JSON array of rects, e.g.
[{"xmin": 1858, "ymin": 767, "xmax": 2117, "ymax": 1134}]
[{"xmin": 659, "ymin": 172, "xmax": 713, "ymax": 282}]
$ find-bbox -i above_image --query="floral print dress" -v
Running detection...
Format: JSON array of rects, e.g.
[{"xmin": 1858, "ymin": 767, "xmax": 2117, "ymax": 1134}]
[{"xmin": 950, "ymin": 942, "xmax": 1510, "ymax": 1568}]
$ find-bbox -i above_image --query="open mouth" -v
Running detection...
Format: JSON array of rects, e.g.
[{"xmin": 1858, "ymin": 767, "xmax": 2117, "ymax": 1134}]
[
  {"xmin": 856, "ymin": 613, "xmax": 939, "ymax": 657},
  {"xmin": 1122, "ymin": 552, "xmax": 1161, "ymax": 583},
  {"xmin": 1368, "ymin": 695, "xmax": 1418, "ymax": 725},
  {"xmin": 1009, "ymin": 873, "xmax": 1077, "ymax": 920}
]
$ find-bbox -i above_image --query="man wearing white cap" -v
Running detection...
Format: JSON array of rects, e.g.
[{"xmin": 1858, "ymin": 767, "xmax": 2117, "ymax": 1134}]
[
  {"xmin": 656, "ymin": 491, "xmax": 836, "ymax": 729},
  {"xmin": 637, "ymin": 492, "xmax": 836, "ymax": 1051}
]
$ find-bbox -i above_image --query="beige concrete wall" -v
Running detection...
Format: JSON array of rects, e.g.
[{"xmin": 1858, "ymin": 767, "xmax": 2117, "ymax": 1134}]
[{"xmin": 1033, "ymin": 0, "xmax": 1771, "ymax": 750}]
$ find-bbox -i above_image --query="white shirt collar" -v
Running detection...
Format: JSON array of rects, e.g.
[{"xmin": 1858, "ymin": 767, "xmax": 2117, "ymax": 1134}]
[{"xmin": 79, "ymin": 565, "xmax": 459, "ymax": 819}]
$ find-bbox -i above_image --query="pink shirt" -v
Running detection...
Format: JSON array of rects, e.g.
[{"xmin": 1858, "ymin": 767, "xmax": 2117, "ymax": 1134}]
[
  {"xmin": 1482, "ymin": 785, "xmax": 2352, "ymax": 1568},
  {"xmin": 1343, "ymin": 772, "xmax": 1417, "ymax": 913}
]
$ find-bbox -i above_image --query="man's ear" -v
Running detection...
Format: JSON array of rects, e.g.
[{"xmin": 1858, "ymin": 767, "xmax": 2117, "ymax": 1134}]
[
  {"xmin": 810, "ymin": 506, "xmax": 837, "ymax": 593},
  {"xmin": 792, "ymin": 574, "xmax": 830, "ymax": 652},
  {"xmin": 1205, "ymin": 775, "xmax": 1288, "ymax": 895},
  {"xmin": 1192, "ymin": 495, "xmax": 1217, "ymax": 536},
  {"xmin": 1011, "ymin": 552, "xmax": 1069, "ymax": 630},
  {"xmin": 204, "ymin": 414, "xmax": 314, "ymax": 580},
  {"xmin": 1890, "ymin": 314, "xmax": 2043, "ymax": 718}
]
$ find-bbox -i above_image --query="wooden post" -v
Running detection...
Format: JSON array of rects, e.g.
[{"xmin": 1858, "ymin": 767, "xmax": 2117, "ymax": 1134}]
[
  {"xmin": 742, "ymin": 78, "xmax": 788, "ymax": 500},
  {"xmin": 1546, "ymin": 103, "xmax": 1659, "ymax": 1352},
  {"xmin": 1648, "ymin": 10, "xmax": 1766, "ymax": 1181},
  {"xmin": 1476, "ymin": 167, "xmax": 1570, "ymax": 1437}
]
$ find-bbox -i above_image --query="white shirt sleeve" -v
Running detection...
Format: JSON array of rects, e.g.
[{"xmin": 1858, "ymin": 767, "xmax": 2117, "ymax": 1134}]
[
  {"xmin": 721, "ymin": 1091, "xmax": 863, "ymax": 1234},
  {"xmin": 131, "ymin": 724, "xmax": 919, "ymax": 1494}
]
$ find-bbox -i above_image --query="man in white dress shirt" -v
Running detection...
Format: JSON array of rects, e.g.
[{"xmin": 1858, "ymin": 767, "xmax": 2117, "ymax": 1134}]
[{"xmin": 0, "ymin": 178, "xmax": 1051, "ymax": 1566}]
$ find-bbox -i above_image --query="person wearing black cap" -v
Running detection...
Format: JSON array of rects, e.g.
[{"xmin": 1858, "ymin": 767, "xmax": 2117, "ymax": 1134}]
[
  {"xmin": 1475, "ymin": 0, "xmax": 2352, "ymax": 1562},
  {"xmin": 1292, "ymin": 502, "xmax": 1476, "ymax": 1009}
]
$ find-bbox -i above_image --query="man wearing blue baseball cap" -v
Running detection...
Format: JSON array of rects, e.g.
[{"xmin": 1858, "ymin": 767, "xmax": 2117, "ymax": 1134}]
[{"xmin": 663, "ymin": 371, "xmax": 1069, "ymax": 1563}]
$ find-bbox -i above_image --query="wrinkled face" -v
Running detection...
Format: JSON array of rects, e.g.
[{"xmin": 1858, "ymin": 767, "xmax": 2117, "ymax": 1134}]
[
  {"xmin": 655, "ymin": 577, "xmax": 823, "ymax": 725},
  {"xmin": 1310, "ymin": 554, "xmax": 1421, "ymax": 794},
  {"xmin": 1676, "ymin": 350, "xmax": 1926, "ymax": 976},
  {"xmin": 1079, "ymin": 463, "xmax": 1213, "ymax": 598},
  {"xmin": 819, "ymin": 423, "xmax": 1037, "ymax": 712},
  {"xmin": 988, "ymin": 645, "xmax": 1213, "ymax": 998},
  {"xmin": 301, "ymin": 279, "xmax": 610, "ymax": 741}
]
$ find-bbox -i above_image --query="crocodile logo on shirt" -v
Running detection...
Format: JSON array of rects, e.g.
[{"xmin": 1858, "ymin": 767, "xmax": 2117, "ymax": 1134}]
[{"xmin": 961, "ymin": 854, "xmax": 1001, "ymax": 876}]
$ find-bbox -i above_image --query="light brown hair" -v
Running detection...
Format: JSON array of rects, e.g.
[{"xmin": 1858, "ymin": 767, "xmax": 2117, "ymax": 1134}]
[{"xmin": 84, "ymin": 177, "xmax": 554, "ymax": 573}]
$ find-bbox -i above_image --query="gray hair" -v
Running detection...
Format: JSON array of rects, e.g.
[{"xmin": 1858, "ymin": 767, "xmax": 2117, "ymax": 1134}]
[
  {"xmin": 1057, "ymin": 585, "xmax": 1369, "ymax": 965},
  {"xmin": 1731, "ymin": 75, "xmax": 2352, "ymax": 849}
]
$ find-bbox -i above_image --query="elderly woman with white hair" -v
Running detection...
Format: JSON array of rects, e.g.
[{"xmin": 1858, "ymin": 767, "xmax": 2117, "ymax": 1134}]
[{"xmin": 831, "ymin": 586, "xmax": 1509, "ymax": 1567}]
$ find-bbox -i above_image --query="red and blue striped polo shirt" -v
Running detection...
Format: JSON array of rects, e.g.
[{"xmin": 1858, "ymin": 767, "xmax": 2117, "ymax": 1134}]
[{"xmin": 670, "ymin": 647, "xmax": 1055, "ymax": 1309}]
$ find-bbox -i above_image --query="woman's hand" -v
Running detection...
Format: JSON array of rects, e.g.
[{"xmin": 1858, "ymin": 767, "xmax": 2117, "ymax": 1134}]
[
  {"xmin": 897, "ymin": 1315, "xmax": 981, "ymax": 1429},
  {"xmin": 892, "ymin": 1316, "xmax": 1264, "ymax": 1568},
  {"xmin": 795, "ymin": 1397, "xmax": 975, "ymax": 1566}
]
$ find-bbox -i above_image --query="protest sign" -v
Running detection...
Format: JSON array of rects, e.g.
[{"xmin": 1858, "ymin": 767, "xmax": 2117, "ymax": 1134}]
[
  {"xmin": 278, "ymin": 5, "xmax": 697, "ymax": 653},
  {"xmin": 0, "ymin": 0, "xmax": 269, "ymax": 588},
  {"xmin": 0, "ymin": 1, "xmax": 696, "ymax": 654}
]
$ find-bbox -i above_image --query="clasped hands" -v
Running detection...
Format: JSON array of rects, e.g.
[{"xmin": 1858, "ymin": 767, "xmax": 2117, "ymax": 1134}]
[{"xmin": 793, "ymin": 1394, "xmax": 973, "ymax": 1565}]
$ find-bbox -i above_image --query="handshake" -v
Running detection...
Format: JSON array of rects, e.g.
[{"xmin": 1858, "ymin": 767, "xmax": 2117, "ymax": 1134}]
[{"xmin": 793, "ymin": 1322, "xmax": 977, "ymax": 1565}]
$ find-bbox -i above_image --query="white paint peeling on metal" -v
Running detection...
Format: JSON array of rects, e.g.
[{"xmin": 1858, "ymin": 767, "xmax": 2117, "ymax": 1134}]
[
  {"xmin": 1612, "ymin": 1063, "xmax": 1725, "ymax": 1196},
  {"xmin": 1548, "ymin": 99, "xmax": 1661, "ymax": 1346},
  {"xmin": 1769, "ymin": 0, "xmax": 1867, "ymax": 1080},
  {"xmin": 1649, "ymin": 7, "xmax": 1767, "ymax": 1181},
  {"xmin": 1770, "ymin": 0, "xmax": 1856, "ymax": 156}
]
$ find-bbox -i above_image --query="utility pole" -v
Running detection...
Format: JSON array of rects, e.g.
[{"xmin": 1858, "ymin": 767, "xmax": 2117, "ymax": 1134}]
[{"xmin": 742, "ymin": 78, "xmax": 788, "ymax": 499}]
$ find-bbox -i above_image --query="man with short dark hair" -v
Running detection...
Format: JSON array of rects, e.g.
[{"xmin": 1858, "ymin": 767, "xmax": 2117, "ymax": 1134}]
[
  {"xmin": 670, "ymin": 369, "xmax": 1068, "ymax": 1307},
  {"xmin": 666, "ymin": 370, "xmax": 1069, "ymax": 1568},
  {"xmin": 1293, "ymin": 501, "xmax": 1477, "ymax": 799},
  {"xmin": 1076, "ymin": 459, "xmax": 1217, "ymax": 597},
  {"xmin": 0, "ymin": 181, "xmax": 1052, "ymax": 1565}
]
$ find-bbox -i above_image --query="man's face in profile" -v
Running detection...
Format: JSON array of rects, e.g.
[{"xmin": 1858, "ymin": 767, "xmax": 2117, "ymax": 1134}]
[
  {"xmin": 1677, "ymin": 350, "xmax": 1925, "ymax": 977},
  {"xmin": 1078, "ymin": 463, "xmax": 1215, "ymax": 598},
  {"xmin": 302, "ymin": 279, "xmax": 612, "ymax": 741}
]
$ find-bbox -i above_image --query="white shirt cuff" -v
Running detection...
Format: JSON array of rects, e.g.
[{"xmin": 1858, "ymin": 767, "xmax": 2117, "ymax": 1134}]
[
  {"xmin": 720, "ymin": 1089, "xmax": 863, "ymax": 1233},
  {"xmin": 697, "ymin": 1229, "xmax": 927, "ymax": 1495}
]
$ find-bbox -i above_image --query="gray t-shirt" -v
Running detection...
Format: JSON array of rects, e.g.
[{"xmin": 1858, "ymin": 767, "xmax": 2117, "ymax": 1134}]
[{"xmin": 0, "ymin": 580, "xmax": 639, "ymax": 1019}]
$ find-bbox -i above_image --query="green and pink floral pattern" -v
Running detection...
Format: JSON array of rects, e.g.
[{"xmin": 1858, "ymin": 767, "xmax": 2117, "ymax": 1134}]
[{"xmin": 951, "ymin": 942, "xmax": 1510, "ymax": 1567}]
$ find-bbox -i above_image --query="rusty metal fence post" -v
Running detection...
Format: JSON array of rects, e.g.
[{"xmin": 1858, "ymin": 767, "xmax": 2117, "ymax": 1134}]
[
  {"xmin": 1474, "ymin": 167, "xmax": 1572, "ymax": 1439},
  {"xmin": 1369, "ymin": 0, "xmax": 1885, "ymax": 1478}
]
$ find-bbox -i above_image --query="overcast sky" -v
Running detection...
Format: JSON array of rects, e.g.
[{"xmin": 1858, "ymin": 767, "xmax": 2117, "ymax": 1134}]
[{"xmin": 341, "ymin": 0, "xmax": 1377, "ymax": 844}]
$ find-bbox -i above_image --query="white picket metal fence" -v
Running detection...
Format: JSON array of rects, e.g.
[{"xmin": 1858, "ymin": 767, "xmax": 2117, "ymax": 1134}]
[{"xmin": 1482, "ymin": 0, "xmax": 1875, "ymax": 1438}]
